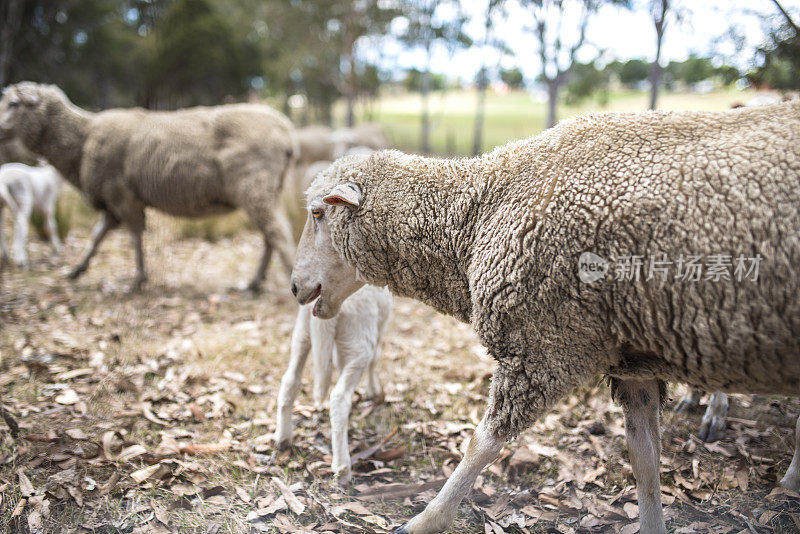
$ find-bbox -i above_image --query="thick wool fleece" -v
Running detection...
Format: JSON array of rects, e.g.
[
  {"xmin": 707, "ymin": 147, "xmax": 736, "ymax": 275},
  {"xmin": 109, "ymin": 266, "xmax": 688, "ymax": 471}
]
[
  {"xmin": 308, "ymin": 102, "xmax": 800, "ymax": 439},
  {"xmin": 8, "ymin": 83, "xmax": 295, "ymax": 242}
]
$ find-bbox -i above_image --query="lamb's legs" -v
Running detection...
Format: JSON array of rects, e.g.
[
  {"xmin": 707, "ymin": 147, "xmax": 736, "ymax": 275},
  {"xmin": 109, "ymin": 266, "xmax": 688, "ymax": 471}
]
[
  {"xmin": 0, "ymin": 204, "xmax": 9, "ymax": 263},
  {"xmin": 311, "ymin": 325, "xmax": 335, "ymax": 409},
  {"xmin": 43, "ymin": 202, "xmax": 62, "ymax": 254},
  {"xmin": 68, "ymin": 212, "xmax": 118, "ymax": 279},
  {"xmin": 699, "ymin": 391, "xmax": 729, "ymax": 442},
  {"xmin": 394, "ymin": 414, "xmax": 505, "ymax": 534},
  {"xmin": 780, "ymin": 415, "xmax": 800, "ymax": 491},
  {"xmin": 674, "ymin": 387, "xmax": 702, "ymax": 413},
  {"xmin": 275, "ymin": 305, "xmax": 312, "ymax": 449},
  {"xmin": 619, "ymin": 378, "xmax": 666, "ymax": 534},
  {"xmin": 330, "ymin": 359, "xmax": 370, "ymax": 486},
  {"xmin": 12, "ymin": 207, "xmax": 31, "ymax": 268},
  {"xmin": 365, "ymin": 357, "xmax": 384, "ymax": 403}
]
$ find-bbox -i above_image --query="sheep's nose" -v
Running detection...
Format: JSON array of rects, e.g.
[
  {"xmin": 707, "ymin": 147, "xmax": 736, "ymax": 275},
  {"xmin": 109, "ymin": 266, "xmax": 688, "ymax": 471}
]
[{"xmin": 290, "ymin": 281, "xmax": 298, "ymax": 297}]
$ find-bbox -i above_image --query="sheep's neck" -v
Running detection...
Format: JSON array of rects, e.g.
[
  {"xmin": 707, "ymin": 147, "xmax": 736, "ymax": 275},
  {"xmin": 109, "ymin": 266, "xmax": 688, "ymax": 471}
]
[
  {"xmin": 365, "ymin": 162, "xmax": 480, "ymax": 322},
  {"xmin": 31, "ymin": 100, "xmax": 92, "ymax": 188}
]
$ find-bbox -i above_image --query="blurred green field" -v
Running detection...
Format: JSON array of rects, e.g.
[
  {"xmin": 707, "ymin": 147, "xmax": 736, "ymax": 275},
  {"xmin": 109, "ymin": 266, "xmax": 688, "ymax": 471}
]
[{"xmin": 349, "ymin": 88, "xmax": 754, "ymax": 156}]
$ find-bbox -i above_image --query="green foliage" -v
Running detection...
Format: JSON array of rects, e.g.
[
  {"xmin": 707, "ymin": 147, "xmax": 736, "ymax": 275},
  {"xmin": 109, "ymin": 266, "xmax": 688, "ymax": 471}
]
[
  {"xmin": 747, "ymin": 20, "xmax": 800, "ymax": 90},
  {"xmin": 500, "ymin": 67, "xmax": 524, "ymax": 89},
  {"xmin": 142, "ymin": 0, "xmax": 261, "ymax": 107},
  {"xmin": 617, "ymin": 59, "xmax": 650, "ymax": 86},
  {"xmin": 666, "ymin": 54, "xmax": 715, "ymax": 85},
  {"xmin": 404, "ymin": 69, "xmax": 448, "ymax": 92},
  {"xmin": 564, "ymin": 61, "xmax": 610, "ymax": 106}
]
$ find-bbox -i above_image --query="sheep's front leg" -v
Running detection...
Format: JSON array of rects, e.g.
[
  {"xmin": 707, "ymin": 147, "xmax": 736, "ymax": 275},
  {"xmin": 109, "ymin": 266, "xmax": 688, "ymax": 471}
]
[
  {"xmin": 275, "ymin": 306, "xmax": 312, "ymax": 449},
  {"xmin": 699, "ymin": 391, "xmax": 728, "ymax": 443},
  {"xmin": 329, "ymin": 359, "xmax": 369, "ymax": 486},
  {"xmin": 129, "ymin": 228, "xmax": 147, "ymax": 291},
  {"xmin": 617, "ymin": 378, "xmax": 667, "ymax": 534},
  {"xmin": 68, "ymin": 212, "xmax": 118, "ymax": 279},
  {"xmin": 395, "ymin": 414, "xmax": 505, "ymax": 534},
  {"xmin": 247, "ymin": 234, "xmax": 272, "ymax": 293},
  {"xmin": 780, "ymin": 415, "xmax": 800, "ymax": 491}
]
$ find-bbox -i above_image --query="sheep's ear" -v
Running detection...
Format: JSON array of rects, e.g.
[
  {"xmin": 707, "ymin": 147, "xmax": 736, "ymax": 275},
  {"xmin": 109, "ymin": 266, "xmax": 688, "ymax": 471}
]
[
  {"xmin": 17, "ymin": 88, "xmax": 40, "ymax": 106},
  {"xmin": 323, "ymin": 183, "xmax": 361, "ymax": 209}
]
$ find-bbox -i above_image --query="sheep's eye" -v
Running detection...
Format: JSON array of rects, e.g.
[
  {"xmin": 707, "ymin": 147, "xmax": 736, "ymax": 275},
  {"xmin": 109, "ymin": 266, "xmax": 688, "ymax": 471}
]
[
  {"xmin": 311, "ymin": 208, "xmax": 324, "ymax": 220},
  {"xmin": 7, "ymin": 100, "xmax": 18, "ymax": 108}
]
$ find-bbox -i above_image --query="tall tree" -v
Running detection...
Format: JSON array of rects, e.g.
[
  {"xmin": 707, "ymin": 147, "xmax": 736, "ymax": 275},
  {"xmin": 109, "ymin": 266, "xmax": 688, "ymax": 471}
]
[
  {"xmin": 472, "ymin": 0, "xmax": 507, "ymax": 156},
  {"xmin": 400, "ymin": 0, "xmax": 470, "ymax": 153},
  {"xmin": 649, "ymin": 0, "xmax": 667, "ymax": 109},
  {"xmin": 0, "ymin": 0, "xmax": 25, "ymax": 89},
  {"xmin": 520, "ymin": 0, "xmax": 628, "ymax": 129}
]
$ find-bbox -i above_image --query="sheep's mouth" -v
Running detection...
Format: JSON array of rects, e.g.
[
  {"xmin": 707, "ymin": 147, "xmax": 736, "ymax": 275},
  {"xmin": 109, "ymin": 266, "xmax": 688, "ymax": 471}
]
[{"xmin": 299, "ymin": 284, "xmax": 322, "ymax": 306}]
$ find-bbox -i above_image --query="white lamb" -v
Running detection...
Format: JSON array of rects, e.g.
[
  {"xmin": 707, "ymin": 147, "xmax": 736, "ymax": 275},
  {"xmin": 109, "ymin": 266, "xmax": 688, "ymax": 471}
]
[
  {"xmin": 0, "ymin": 161, "xmax": 63, "ymax": 268},
  {"xmin": 275, "ymin": 284, "xmax": 392, "ymax": 485}
]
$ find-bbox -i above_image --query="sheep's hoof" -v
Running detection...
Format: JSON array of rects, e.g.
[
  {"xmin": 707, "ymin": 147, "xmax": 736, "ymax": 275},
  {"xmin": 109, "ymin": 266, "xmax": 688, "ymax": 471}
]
[
  {"xmin": 246, "ymin": 281, "xmax": 263, "ymax": 295},
  {"xmin": 392, "ymin": 525, "xmax": 410, "ymax": 534},
  {"xmin": 699, "ymin": 416, "xmax": 726, "ymax": 442},
  {"xmin": 129, "ymin": 276, "xmax": 148, "ymax": 293},
  {"xmin": 779, "ymin": 475, "xmax": 800, "ymax": 492}
]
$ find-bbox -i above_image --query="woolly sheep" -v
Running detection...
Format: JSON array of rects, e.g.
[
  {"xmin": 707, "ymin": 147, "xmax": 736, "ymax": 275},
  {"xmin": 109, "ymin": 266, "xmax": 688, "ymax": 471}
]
[
  {"xmin": 291, "ymin": 102, "xmax": 800, "ymax": 534},
  {"xmin": 275, "ymin": 285, "xmax": 392, "ymax": 485},
  {"xmin": 0, "ymin": 161, "xmax": 63, "ymax": 267},
  {"xmin": 0, "ymin": 82, "xmax": 297, "ymax": 292}
]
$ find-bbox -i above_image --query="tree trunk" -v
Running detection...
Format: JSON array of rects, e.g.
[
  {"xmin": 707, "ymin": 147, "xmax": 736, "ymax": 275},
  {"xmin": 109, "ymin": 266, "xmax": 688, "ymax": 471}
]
[
  {"xmin": 546, "ymin": 79, "xmax": 559, "ymax": 129},
  {"xmin": 420, "ymin": 46, "xmax": 432, "ymax": 154},
  {"xmin": 649, "ymin": 0, "xmax": 667, "ymax": 110},
  {"xmin": 0, "ymin": 0, "xmax": 24, "ymax": 89},
  {"xmin": 345, "ymin": 34, "xmax": 357, "ymax": 127},
  {"xmin": 472, "ymin": 67, "xmax": 488, "ymax": 156}
]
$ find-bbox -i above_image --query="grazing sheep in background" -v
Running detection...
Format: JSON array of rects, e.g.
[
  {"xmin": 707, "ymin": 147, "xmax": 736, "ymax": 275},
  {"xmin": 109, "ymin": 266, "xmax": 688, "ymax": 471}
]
[
  {"xmin": 0, "ymin": 82, "xmax": 297, "ymax": 292},
  {"xmin": 674, "ymin": 388, "xmax": 729, "ymax": 442},
  {"xmin": 291, "ymin": 101, "xmax": 800, "ymax": 534},
  {"xmin": 275, "ymin": 285, "xmax": 392, "ymax": 485},
  {"xmin": 0, "ymin": 161, "xmax": 63, "ymax": 268}
]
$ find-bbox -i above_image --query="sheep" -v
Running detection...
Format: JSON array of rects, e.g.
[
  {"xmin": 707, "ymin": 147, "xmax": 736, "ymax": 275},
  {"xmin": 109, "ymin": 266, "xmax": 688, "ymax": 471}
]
[
  {"xmin": 274, "ymin": 285, "xmax": 392, "ymax": 485},
  {"xmin": 0, "ymin": 161, "xmax": 63, "ymax": 268},
  {"xmin": 290, "ymin": 101, "xmax": 800, "ymax": 534},
  {"xmin": 674, "ymin": 388, "xmax": 729, "ymax": 442},
  {"xmin": 0, "ymin": 82, "xmax": 297, "ymax": 292}
]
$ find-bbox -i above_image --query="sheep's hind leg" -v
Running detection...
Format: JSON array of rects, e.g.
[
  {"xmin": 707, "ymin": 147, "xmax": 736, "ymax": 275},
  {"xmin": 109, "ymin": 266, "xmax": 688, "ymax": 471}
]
[
  {"xmin": 698, "ymin": 392, "xmax": 728, "ymax": 443},
  {"xmin": 68, "ymin": 212, "xmax": 118, "ymax": 280},
  {"xmin": 780, "ymin": 415, "xmax": 800, "ymax": 491},
  {"xmin": 275, "ymin": 305, "xmax": 312, "ymax": 449},
  {"xmin": 615, "ymin": 378, "xmax": 667, "ymax": 534}
]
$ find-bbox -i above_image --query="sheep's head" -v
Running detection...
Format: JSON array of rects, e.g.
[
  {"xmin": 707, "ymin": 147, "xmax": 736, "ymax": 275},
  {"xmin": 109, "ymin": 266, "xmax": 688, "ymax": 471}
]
[
  {"xmin": 291, "ymin": 157, "xmax": 367, "ymax": 319},
  {"xmin": 0, "ymin": 83, "xmax": 47, "ymax": 143}
]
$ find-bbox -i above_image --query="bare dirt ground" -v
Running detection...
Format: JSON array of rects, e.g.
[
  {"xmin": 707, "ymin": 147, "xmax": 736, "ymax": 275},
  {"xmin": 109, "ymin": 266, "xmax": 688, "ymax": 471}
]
[{"xmin": 1, "ymin": 216, "xmax": 800, "ymax": 533}]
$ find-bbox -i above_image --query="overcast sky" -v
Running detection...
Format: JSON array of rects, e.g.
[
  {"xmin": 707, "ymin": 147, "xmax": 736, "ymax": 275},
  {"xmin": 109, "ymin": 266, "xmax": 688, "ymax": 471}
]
[{"xmin": 361, "ymin": 0, "xmax": 800, "ymax": 83}]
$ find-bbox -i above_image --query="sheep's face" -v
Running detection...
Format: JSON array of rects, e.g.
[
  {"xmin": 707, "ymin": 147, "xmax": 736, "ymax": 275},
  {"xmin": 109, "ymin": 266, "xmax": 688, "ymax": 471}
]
[
  {"xmin": 0, "ymin": 85, "xmax": 41, "ymax": 141},
  {"xmin": 291, "ymin": 184, "xmax": 364, "ymax": 319}
]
